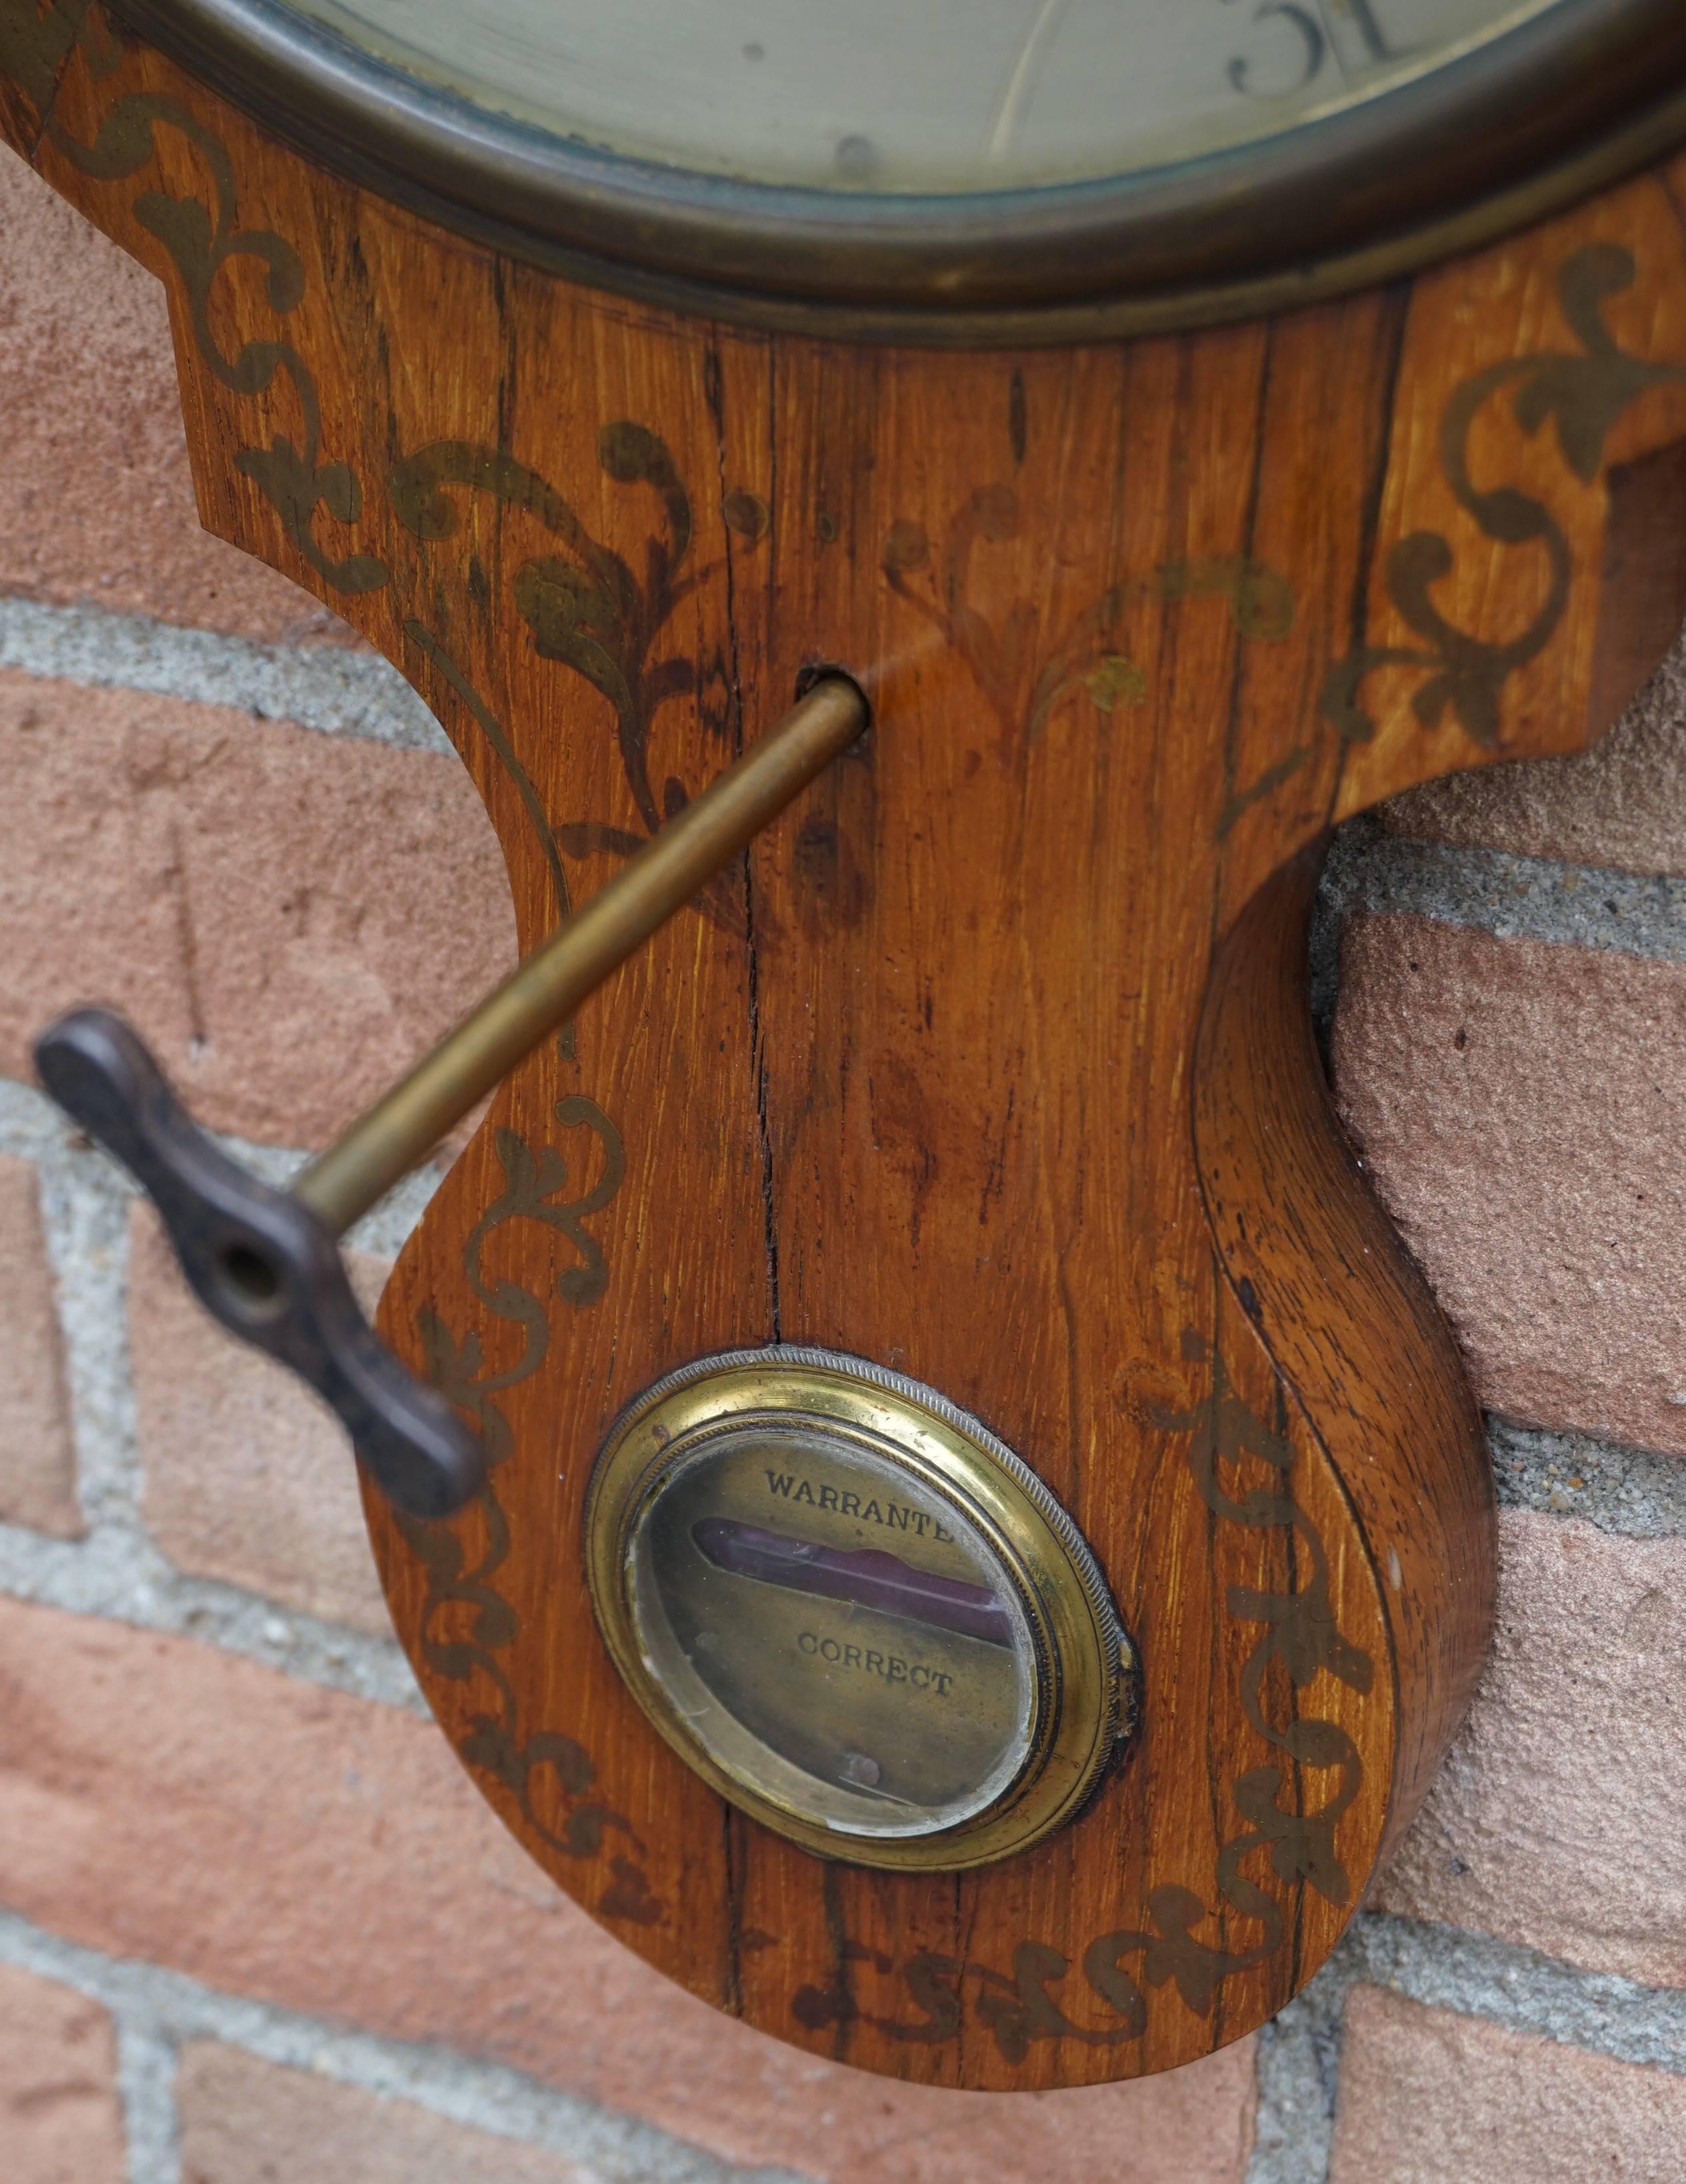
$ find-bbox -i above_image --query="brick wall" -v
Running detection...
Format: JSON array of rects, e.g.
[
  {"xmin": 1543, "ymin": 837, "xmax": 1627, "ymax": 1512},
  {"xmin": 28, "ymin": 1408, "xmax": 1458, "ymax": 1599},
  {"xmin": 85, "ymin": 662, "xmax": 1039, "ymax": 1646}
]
[{"xmin": 3, "ymin": 153, "xmax": 1685, "ymax": 2184}]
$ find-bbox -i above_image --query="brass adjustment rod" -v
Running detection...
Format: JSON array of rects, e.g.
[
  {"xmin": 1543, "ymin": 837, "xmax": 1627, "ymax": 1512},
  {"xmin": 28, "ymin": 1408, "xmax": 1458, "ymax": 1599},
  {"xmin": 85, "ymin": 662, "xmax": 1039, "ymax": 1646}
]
[{"xmin": 35, "ymin": 677, "xmax": 868, "ymax": 1519}]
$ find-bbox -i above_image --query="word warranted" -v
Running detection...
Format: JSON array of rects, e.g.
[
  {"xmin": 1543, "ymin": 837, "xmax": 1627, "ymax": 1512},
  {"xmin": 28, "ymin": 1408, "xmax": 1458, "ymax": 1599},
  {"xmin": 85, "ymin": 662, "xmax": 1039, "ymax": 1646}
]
[
  {"xmin": 798, "ymin": 1630, "xmax": 954, "ymax": 1694},
  {"xmin": 766, "ymin": 1470, "xmax": 955, "ymax": 1543}
]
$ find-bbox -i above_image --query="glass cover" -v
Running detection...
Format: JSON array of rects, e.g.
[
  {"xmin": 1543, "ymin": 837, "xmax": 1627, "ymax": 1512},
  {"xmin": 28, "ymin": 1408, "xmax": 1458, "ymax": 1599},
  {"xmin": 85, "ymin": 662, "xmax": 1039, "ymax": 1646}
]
[
  {"xmin": 282, "ymin": 0, "xmax": 1568, "ymax": 196},
  {"xmin": 627, "ymin": 1423, "xmax": 1039, "ymax": 1838}
]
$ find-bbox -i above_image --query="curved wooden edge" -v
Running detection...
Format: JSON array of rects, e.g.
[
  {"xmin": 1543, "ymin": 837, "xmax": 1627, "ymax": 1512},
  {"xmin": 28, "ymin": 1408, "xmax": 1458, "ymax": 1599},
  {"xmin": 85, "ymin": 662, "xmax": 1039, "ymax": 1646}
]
[
  {"xmin": 1334, "ymin": 425, "xmax": 1686, "ymax": 835},
  {"xmin": 1195, "ymin": 847, "xmax": 1496, "ymax": 1858}
]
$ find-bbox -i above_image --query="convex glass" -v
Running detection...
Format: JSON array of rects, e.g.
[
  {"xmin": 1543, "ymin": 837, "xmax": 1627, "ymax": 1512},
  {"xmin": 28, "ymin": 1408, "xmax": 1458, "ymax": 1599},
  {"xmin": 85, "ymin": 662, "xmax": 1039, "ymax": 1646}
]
[
  {"xmin": 586, "ymin": 1350, "xmax": 1132, "ymax": 1870},
  {"xmin": 282, "ymin": 0, "xmax": 1565, "ymax": 194}
]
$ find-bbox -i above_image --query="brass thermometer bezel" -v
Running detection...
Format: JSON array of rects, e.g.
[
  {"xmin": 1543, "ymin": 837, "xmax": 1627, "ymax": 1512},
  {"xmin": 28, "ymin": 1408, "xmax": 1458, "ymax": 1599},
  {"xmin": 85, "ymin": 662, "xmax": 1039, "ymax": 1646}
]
[{"xmin": 585, "ymin": 1345, "xmax": 1135, "ymax": 1872}]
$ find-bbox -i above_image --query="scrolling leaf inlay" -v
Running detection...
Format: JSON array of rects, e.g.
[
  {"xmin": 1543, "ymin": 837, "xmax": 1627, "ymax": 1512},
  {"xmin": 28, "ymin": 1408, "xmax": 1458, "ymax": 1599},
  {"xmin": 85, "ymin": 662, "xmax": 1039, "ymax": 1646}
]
[
  {"xmin": 37, "ymin": 75, "xmax": 742, "ymax": 933},
  {"xmin": 792, "ymin": 1338, "xmax": 1372, "ymax": 2059},
  {"xmin": 1323, "ymin": 242, "xmax": 1686, "ymax": 748},
  {"xmin": 43, "ymin": 88, "xmax": 391, "ymax": 593},
  {"xmin": 391, "ymin": 429, "xmax": 757, "ymax": 936},
  {"xmin": 404, "ymin": 619, "xmax": 577, "ymax": 924},
  {"xmin": 883, "ymin": 489, "xmax": 1295, "ymax": 757},
  {"xmin": 402, "ymin": 1104, "xmax": 659, "ymax": 1910},
  {"xmin": 420, "ymin": 1103, "xmax": 626, "ymax": 1465}
]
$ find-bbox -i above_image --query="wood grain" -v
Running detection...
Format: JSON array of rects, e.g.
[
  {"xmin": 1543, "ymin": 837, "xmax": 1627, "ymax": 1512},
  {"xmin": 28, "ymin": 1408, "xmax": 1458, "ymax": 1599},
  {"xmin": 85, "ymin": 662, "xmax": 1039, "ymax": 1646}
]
[{"xmin": 7, "ymin": 0, "xmax": 1686, "ymax": 2087}]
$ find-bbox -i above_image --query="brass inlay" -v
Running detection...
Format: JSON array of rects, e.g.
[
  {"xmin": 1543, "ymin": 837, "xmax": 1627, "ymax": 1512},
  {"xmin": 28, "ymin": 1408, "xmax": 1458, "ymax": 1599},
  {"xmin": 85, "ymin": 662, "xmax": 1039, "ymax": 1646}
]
[
  {"xmin": 292, "ymin": 676, "xmax": 866, "ymax": 1233},
  {"xmin": 586, "ymin": 1347, "xmax": 1135, "ymax": 1872}
]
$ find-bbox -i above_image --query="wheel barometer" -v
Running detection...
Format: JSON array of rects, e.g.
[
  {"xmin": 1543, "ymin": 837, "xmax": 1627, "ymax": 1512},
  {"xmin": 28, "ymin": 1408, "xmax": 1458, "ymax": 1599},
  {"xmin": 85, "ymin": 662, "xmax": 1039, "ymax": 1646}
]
[{"xmin": 9, "ymin": 0, "xmax": 1686, "ymax": 2089}]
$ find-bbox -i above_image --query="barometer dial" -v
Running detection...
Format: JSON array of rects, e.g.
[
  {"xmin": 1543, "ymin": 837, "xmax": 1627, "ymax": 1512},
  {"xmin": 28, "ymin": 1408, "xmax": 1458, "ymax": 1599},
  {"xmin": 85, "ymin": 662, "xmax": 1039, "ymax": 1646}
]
[
  {"xmin": 114, "ymin": 4, "xmax": 1686, "ymax": 350},
  {"xmin": 278, "ymin": 0, "xmax": 1567, "ymax": 195}
]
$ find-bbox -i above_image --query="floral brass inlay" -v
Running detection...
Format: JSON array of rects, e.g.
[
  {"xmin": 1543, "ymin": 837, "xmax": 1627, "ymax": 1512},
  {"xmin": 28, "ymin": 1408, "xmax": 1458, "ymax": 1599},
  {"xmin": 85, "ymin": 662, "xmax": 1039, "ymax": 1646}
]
[
  {"xmin": 792, "ymin": 1335, "xmax": 1372, "ymax": 2059},
  {"xmin": 1324, "ymin": 243, "xmax": 1686, "ymax": 748}
]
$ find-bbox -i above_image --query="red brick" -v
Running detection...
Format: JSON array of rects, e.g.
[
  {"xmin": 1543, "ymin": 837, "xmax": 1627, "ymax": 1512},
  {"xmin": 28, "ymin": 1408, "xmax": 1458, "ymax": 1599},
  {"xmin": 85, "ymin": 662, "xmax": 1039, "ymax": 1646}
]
[
  {"xmin": 0, "ymin": 1960, "xmax": 125, "ymax": 2184},
  {"xmin": 0, "ymin": 1154, "xmax": 77, "ymax": 1536},
  {"xmin": 1330, "ymin": 1986, "xmax": 1686, "ymax": 2184},
  {"xmin": 178, "ymin": 2045, "xmax": 601, "ymax": 2184},
  {"xmin": 1332, "ymin": 912, "xmax": 1686, "ymax": 1454},
  {"xmin": 131, "ymin": 1210, "xmax": 392, "ymax": 1631},
  {"xmin": 0, "ymin": 669, "xmax": 513, "ymax": 1148},
  {"xmin": 0, "ymin": 1598, "xmax": 1255, "ymax": 2184},
  {"xmin": 1382, "ymin": 663, "xmax": 1686, "ymax": 877},
  {"xmin": 0, "ymin": 153, "xmax": 356, "ymax": 645},
  {"xmin": 1378, "ymin": 1510, "xmax": 1686, "ymax": 1988}
]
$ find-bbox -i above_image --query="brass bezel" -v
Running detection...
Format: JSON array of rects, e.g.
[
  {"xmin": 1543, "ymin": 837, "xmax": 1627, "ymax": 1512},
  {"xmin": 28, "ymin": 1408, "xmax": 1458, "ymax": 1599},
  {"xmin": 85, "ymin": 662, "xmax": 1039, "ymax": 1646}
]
[
  {"xmin": 112, "ymin": 0, "xmax": 1686, "ymax": 345},
  {"xmin": 585, "ymin": 1346, "xmax": 1134, "ymax": 1872}
]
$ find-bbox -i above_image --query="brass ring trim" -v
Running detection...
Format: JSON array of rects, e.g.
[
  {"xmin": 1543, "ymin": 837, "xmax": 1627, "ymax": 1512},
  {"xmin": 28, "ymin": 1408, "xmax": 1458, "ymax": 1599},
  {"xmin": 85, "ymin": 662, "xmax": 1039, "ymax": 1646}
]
[
  {"xmin": 110, "ymin": 0, "xmax": 1686, "ymax": 344},
  {"xmin": 585, "ymin": 1345, "xmax": 1136, "ymax": 1872}
]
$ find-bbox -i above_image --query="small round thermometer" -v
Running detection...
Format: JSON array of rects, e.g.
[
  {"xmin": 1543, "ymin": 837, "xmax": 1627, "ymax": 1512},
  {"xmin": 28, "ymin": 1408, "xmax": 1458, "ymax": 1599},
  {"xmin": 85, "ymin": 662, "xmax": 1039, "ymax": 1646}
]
[{"xmin": 586, "ymin": 1349, "xmax": 1133, "ymax": 1869}]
